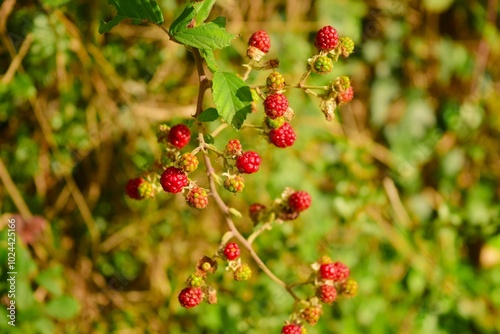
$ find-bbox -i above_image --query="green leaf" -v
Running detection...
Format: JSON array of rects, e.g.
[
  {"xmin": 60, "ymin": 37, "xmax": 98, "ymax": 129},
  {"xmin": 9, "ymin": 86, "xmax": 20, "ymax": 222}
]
[
  {"xmin": 45, "ymin": 296, "xmax": 80, "ymax": 320},
  {"xmin": 170, "ymin": 16, "xmax": 235, "ymax": 50},
  {"xmin": 193, "ymin": 0, "xmax": 216, "ymax": 25},
  {"xmin": 40, "ymin": 0, "xmax": 70, "ymax": 7},
  {"xmin": 35, "ymin": 265, "xmax": 64, "ymax": 297},
  {"xmin": 198, "ymin": 108, "xmax": 219, "ymax": 122},
  {"xmin": 204, "ymin": 133, "xmax": 215, "ymax": 144},
  {"xmin": 99, "ymin": 0, "xmax": 164, "ymax": 34},
  {"xmin": 169, "ymin": 5, "xmax": 196, "ymax": 36},
  {"xmin": 212, "ymin": 72, "xmax": 253, "ymax": 129},
  {"xmin": 200, "ymin": 49, "xmax": 218, "ymax": 72}
]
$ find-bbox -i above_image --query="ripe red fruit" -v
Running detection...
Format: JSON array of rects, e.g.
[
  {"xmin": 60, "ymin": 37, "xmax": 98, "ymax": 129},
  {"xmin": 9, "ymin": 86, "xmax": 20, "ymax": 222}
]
[
  {"xmin": 264, "ymin": 93, "xmax": 289, "ymax": 119},
  {"xmin": 160, "ymin": 166, "xmax": 188, "ymax": 193},
  {"xmin": 168, "ymin": 124, "xmax": 191, "ymax": 149},
  {"xmin": 178, "ymin": 287, "xmax": 203, "ymax": 309},
  {"xmin": 288, "ymin": 191, "xmax": 312, "ymax": 212},
  {"xmin": 316, "ymin": 284, "xmax": 337, "ymax": 304},
  {"xmin": 281, "ymin": 324, "xmax": 303, "ymax": 334},
  {"xmin": 223, "ymin": 242, "xmax": 240, "ymax": 260},
  {"xmin": 236, "ymin": 151, "xmax": 261, "ymax": 174},
  {"xmin": 338, "ymin": 86, "xmax": 354, "ymax": 104},
  {"xmin": 315, "ymin": 25, "xmax": 339, "ymax": 51},
  {"xmin": 125, "ymin": 177, "xmax": 145, "ymax": 200},
  {"xmin": 319, "ymin": 261, "xmax": 350, "ymax": 282},
  {"xmin": 269, "ymin": 122, "xmax": 296, "ymax": 148},
  {"xmin": 248, "ymin": 30, "xmax": 271, "ymax": 53}
]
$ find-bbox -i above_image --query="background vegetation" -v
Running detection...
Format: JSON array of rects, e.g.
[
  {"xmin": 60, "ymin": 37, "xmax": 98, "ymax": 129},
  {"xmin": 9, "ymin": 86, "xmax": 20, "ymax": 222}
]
[{"xmin": 1, "ymin": 0, "xmax": 499, "ymax": 333}]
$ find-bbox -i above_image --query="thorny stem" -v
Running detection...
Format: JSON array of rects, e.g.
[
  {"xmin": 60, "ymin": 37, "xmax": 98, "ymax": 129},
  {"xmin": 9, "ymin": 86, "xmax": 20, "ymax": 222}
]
[{"xmin": 192, "ymin": 47, "xmax": 303, "ymax": 303}]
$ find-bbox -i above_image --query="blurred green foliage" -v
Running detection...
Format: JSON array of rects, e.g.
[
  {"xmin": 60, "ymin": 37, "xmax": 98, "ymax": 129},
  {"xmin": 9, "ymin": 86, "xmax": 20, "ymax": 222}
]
[{"xmin": 1, "ymin": 0, "xmax": 500, "ymax": 333}]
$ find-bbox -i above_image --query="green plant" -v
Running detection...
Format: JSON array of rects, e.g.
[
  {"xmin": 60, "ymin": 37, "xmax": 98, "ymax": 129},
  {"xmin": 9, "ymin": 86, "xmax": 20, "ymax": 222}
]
[{"xmin": 101, "ymin": 0, "xmax": 358, "ymax": 329}]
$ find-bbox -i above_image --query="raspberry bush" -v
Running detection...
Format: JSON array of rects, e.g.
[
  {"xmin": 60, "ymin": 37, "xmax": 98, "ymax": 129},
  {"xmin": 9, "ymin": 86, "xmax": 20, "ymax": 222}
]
[
  {"xmin": 103, "ymin": 0, "xmax": 359, "ymax": 330},
  {"xmin": 3, "ymin": 0, "xmax": 498, "ymax": 333}
]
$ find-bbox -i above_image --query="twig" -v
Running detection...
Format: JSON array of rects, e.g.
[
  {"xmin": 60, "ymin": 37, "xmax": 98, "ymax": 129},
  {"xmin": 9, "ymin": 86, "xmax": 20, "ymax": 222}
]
[
  {"xmin": 0, "ymin": 159, "xmax": 33, "ymax": 220},
  {"xmin": 383, "ymin": 177, "xmax": 413, "ymax": 229},
  {"xmin": 2, "ymin": 33, "xmax": 33, "ymax": 84}
]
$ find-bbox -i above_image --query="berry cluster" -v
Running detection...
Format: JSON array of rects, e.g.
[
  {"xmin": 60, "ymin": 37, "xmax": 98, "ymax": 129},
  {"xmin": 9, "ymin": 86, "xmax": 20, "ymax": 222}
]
[
  {"xmin": 124, "ymin": 21, "xmax": 358, "ymax": 331},
  {"xmin": 125, "ymin": 123, "xmax": 211, "ymax": 209},
  {"xmin": 248, "ymin": 188, "xmax": 312, "ymax": 225},
  {"xmin": 277, "ymin": 257, "xmax": 357, "ymax": 331},
  {"xmin": 178, "ymin": 242, "xmax": 253, "ymax": 309}
]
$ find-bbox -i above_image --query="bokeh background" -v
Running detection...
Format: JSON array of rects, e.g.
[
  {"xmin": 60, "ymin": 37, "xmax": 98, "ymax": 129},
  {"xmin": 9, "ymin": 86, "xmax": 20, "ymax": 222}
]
[{"xmin": 1, "ymin": 0, "xmax": 500, "ymax": 333}]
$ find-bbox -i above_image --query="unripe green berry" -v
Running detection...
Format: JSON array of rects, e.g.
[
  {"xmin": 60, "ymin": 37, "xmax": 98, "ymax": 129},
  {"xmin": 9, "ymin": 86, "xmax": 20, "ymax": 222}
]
[
  {"xmin": 300, "ymin": 305, "xmax": 323, "ymax": 326},
  {"xmin": 178, "ymin": 153, "xmax": 199, "ymax": 173},
  {"xmin": 340, "ymin": 278, "xmax": 358, "ymax": 298},
  {"xmin": 339, "ymin": 37, "xmax": 355, "ymax": 57},
  {"xmin": 137, "ymin": 180, "xmax": 154, "ymax": 199},
  {"xmin": 266, "ymin": 71, "xmax": 286, "ymax": 91},
  {"xmin": 265, "ymin": 116, "xmax": 285, "ymax": 129},
  {"xmin": 187, "ymin": 273, "xmax": 204, "ymax": 287},
  {"xmin": 224, "ymin": 174, "xmax": 245, "ymax": 193},
  {"xmin": 185, "ymin": 186, "xmax": 209, "ymax": 209},
  {"xmin": 313, "ymin": 56, "xmax": 333, "ymax": 75},
  {"xmin": 233, "ymin": 263, "xmax": 252, "ymax": 281}
]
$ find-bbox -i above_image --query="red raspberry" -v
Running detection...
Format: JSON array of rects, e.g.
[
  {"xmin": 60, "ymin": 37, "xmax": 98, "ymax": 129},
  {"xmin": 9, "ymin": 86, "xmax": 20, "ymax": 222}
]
[
  {"xmin": 288, "ymin": 191, "xmax": 311, "ymax": 212},
  {"xmin": 185, "ymin": 186, "xmax": 209, "ymax": 209},
  {"xmin": 224, "ymin": 139, "xmax": 243, "ymax": 157},
  {"xmin": 249, "ymin": 203, "xmax": 266, "ymax": 223},
  {"xmin": 264, "ymin": 93, "xmax": 289, "ymax": 119},
  {"xmin": 125, "ymin": 178, "xmax": 145, "ymax": 200},
  {"xmin": 300, "ymin": 305, "xmax": 323, "ymax": 326},
  {"xmin": 236, "ymin": 151, "xmax": 261, "ymax": 174},
  {"xmin": 319, "ymin": 261, "xmax": 350, "ymax": 282},
  {"xmin": 248, "ymin": 30, "xmax": 271, "ymax": 53},
  {"xmin": 168, "ymin": 124, "xmax": 191, "ymax": 149},
  {"xmin": 223, "ymin": 242, "xmax": 240, "ymax": 260},
  {"xmin": 316, "ymin": 284, "xmax": 337, "ymax": 304},
  {"xmin": 160, "ymin": 166, "xmax": 188, "ymax": 193},
  {"xmin": 269, "ymin": 122, "xmax": 296, "ymax": 148},
  {"xmin": 178, "ymin": 153, "xmax": 199, "ymax": 173},
  {"xmin": 338, "ymin": 86, "xmax": 354, "ymax": 104},
  {"xmin": 178, "ymin": 287, "xmax": 203, "ymax": 309},
  {"xmin": 224, "ymin": 174, "xmax": 245, "ymax": 193},
  {"xmin": 281, "ymin": 324, "xmax": 303, "ymax": 334},
  {"xmin": 315, "ymin": 25, "xmax": 339, "ymax": 51}
]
